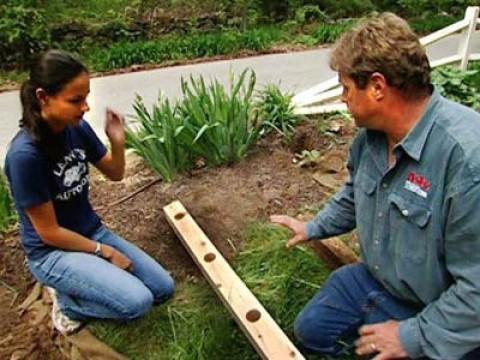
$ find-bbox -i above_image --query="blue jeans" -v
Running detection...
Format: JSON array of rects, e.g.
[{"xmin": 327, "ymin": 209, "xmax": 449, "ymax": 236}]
[
  {"xmin": 294, "ymin": 263, "xmax": 480, "ymax": 359},
  {"xmin": 28, "ymin": 226, "xmax": 175, "ymax": 321}
]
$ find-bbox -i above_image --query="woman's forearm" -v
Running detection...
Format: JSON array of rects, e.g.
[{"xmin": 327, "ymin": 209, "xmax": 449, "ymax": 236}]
[{"xmin": 40, "ymin": 226, "xmax": 97, "ymax": 253}]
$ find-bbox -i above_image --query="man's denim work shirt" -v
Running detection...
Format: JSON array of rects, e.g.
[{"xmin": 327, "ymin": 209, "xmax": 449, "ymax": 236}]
[{"xmin": 306, "ymin": 89, "xmax": 480, "ymax": 359}]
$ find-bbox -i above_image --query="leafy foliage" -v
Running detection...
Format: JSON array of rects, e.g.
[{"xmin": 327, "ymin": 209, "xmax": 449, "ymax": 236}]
[
  {"xmin": 0, "ymin": 3, "xmax": 51, "ymax": 67},
  {"xmin": 88, "ymin": 28, "xmax": 282, "ymax": 72},
  {"xmin": 177, "ymin": 69, "xmax": 262, "ymax": 166},
  {"xmin": 312, "ymin": 19, "xmax": 357, "ymax": 43},
  {"xmin": 126, "ymin": 95, "xmax": 192, "ymax": 182},
  {"xmin": 126, "ymin": 70, "xmax": 264, "ymax": 180},
  {"xmin": 256, "ymin": 84, "xmax": 300, "ymax": 141},
  {"xmin": 432, "ymin": 65, "xmax": 480, "ymax": 109},
  {"xmin": 0, "ymin": 171, "xmax": 16, "ymax": 233}
]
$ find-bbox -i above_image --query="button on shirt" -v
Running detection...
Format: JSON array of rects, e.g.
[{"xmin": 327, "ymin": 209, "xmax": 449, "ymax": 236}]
[{"xmin": 306, "ymin": 89, "xmax": 480, "ymax": 359}]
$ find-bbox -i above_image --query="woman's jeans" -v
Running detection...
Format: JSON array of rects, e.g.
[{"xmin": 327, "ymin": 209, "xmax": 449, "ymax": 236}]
[
  {"xmin": 294, "ymin": 263, "xmax": 480, "ymax": 359},
  {"xmin": 28, "ymin": 226, "xmax": 175, "ymax": 321}
]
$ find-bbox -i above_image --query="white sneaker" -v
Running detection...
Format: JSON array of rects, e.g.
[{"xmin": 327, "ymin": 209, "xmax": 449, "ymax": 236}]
[{"xmin": 46, "ymin": 287, "xmax": 82, "ymax": 335}]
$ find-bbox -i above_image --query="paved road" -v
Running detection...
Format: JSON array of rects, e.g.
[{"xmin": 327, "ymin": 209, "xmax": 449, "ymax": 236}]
[{"xmin": 1, "ymin": 31, "xmax": 479, "ymax": 162}]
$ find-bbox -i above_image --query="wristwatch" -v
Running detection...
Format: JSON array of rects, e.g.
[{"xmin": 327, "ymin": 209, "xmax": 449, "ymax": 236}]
[{"xmin": 94, "ymin": 242, "xmax": 103, "ymax": 257}]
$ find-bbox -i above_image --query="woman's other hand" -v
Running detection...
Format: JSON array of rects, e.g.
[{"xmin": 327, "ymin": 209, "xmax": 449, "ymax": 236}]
[{"xmin": 101, "ymin": 244, "xmax": 133, "ymax": 271}]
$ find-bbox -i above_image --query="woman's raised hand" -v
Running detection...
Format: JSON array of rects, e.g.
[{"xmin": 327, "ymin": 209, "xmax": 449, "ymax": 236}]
[{"xmin": 105, "ymin": 108, "xmax": 125, "ymax": 146}]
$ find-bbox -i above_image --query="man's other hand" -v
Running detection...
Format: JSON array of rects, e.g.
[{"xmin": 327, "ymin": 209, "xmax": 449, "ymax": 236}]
[{"xmin": 356, "ymin": 320, "xmax": 409, "ymax": 360}]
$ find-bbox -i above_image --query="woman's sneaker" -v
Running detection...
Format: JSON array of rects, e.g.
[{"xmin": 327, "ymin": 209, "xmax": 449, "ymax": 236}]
[{"xmin": 46, "ymin": 287, "xmax": 82, "ymax": 335}]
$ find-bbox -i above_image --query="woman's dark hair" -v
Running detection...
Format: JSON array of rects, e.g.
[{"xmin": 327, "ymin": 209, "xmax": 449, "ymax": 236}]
[{"xmin": 20, "ymin": 50, "xmax": 87, "ymax": 160}]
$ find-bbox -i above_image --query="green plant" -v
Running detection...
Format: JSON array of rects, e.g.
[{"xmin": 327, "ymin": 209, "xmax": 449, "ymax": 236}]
[
  {"xmin": 432, "ymin": 65, "xmax": 480, "ymax": 109},
  {"xmin": 88, "ymin": 27, "xmax": 282, "ymax": 72},
  {"xmin": 256, "ymin": 84, "xmax": 299, "ymax": 141},
  {"xmin": 312, "ymin": 19, "xmax": 357, "ymax": 44},
  {"xmin": 177, "ymin": 69, "xmax": 263, "ymax": 166},
  {"xmin": 0, "ymin": 171, "xmax": 16, "ymax": 233},
  {"xmin": 294, "ymin": 5, "xmax": 328, "ymax": 25},
  {"xmin": 409, "ymin": 14, "xmax": 457, "ymax": 34},
  {"xmin": 126, "ymin": 95, "xmax": 192, "ymax": 182},
  {"xmin": 0, "ymin": 3, "xmax": 51, "ymax": 67}
]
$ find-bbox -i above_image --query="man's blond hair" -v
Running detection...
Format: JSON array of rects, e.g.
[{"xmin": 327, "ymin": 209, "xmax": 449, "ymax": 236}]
[{"xmin": 330, "ymin": 13, "xmax": 431, "ymax": 96}]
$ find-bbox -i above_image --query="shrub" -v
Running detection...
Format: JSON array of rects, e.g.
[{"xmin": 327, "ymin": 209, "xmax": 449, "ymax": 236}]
[
  {"xmin": 126, "ymin": 95, "xmax": 192, "ymax": 182},
  {"xmin": 294, "ymin": 5, "xmax": 328, "ymax": 25},
  {"xmin": 177, "ymin": 69, "xmax": 263, "ymax": 166},
  {"xmin": 126, "ymin": 70, "xmax": 264, "ymax": 179},
  {"xmin": 88, "ymin": 27, "xmax": 282, "ymax": 72},
  {"xmin": 409, "ymin": 14, "xmax": 458, "ymax": 34},
  {"xmin": 312, "ymin": 19, "xmax": 357, "ymax": 44},
  {"xmin": 432, "ymin": 65, "xmax": 480, "ymax": 109},
  {"xmin": 256, "ymin": 84, "xmax": 300, "ymax": 141},
  {"xmin": 0, "ymin": 3, "xmax": 51, "ymax": 68}
]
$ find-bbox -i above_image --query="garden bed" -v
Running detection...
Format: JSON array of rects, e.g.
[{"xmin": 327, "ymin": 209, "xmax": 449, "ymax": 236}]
[{"xmin": 0, "ymin": 116, "xmax": 355, "ymax": 359}]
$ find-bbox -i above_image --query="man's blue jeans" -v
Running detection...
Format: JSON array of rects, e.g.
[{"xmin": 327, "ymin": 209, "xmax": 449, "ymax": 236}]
[
  {"xmin": 28, "ymin": 226, "xmax": 175, "ymax": 321},
  {"xmin": 294, "ymin": 263, "xmax": 480, "ymax": 359}
]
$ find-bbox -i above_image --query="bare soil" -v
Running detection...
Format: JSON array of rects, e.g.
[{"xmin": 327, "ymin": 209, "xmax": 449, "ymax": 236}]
[{"xmin": 0, "ymin": 117, "xmax": 355, "ymax": 358}]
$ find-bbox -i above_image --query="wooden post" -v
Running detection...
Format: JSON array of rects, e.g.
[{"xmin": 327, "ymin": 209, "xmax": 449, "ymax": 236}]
[{"xmin": 164, "ymin": 201, "xmax": 305, "ymax": 360}]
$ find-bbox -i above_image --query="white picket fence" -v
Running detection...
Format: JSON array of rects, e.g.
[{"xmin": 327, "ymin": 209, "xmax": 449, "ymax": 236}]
[{"xmin": 293, "ymin": 6, "xmax": 480, "ymax": 115}]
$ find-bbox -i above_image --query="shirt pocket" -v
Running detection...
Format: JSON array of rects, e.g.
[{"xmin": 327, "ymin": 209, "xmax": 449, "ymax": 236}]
[
  {"xmin": 388, "ymin": 192, "xmax": 432, "ymax": 262},
  {"xmin": 357, "ymin": 172, "xmax": 376, "ymax": 195},
  {"xmin": 355, "ymin": 172, "xmax": 377, "ymax": 228}
]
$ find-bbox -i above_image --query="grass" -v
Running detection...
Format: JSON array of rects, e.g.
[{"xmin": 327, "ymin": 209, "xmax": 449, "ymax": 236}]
[{"xmin": 91, "ymin": 223, "xmax": 335, "ymax": 359}]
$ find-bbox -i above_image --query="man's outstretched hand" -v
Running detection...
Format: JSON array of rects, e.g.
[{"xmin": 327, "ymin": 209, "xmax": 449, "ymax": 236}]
[{"xmin": 270, "ymin": 215, "xmax": 309, "ymax": 248}]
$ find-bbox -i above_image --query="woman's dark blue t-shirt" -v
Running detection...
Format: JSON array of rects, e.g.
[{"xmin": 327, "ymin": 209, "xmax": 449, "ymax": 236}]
[{"xmin": 4, "ymin": 120, "xmax": 107, "ymax": 261}]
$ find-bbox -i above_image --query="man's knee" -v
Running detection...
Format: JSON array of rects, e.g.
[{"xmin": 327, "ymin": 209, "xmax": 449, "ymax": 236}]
[
  {"xmin": 329, "ymin": 263, "xmax": 366, "ymax": 285},
  {"xmin": 294, "ymin": 309, "xmax": 339, "ymax": 354}
]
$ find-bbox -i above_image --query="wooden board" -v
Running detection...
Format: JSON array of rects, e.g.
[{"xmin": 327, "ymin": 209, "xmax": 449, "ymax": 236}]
[{"xmin": 164, "ymin": 201, "xmax": 305, "ymax": 360}]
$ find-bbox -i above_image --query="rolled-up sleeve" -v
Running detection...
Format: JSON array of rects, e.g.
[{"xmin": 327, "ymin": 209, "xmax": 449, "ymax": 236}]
[{"xmin": 306, "ymin": 146, "xmax": 357, "ymax": 240}]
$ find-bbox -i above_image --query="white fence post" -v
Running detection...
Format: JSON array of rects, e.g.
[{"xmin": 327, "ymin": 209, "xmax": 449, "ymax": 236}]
[
  {"xmin": 458, "ymin": 6, "xmax": 479, "ymax": 70},
  {"xmin": 293, "ymin": 6, "xmax": 480, "ymax": 115}
]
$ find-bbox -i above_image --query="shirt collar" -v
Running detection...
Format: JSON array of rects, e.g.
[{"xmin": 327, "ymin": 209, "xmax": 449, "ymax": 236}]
[{"xmin": 396, "ymin": 87, "xmax": 441, "ymax": 162}]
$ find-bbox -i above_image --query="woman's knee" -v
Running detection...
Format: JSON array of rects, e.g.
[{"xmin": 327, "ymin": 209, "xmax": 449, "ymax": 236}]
[
  {"xmin": 153, "ymin": 274, "xmax": 175, "ymax": 303},
  {"xmin": 120, "ymin": 288, "xmax": 154, "ymax": 320}
]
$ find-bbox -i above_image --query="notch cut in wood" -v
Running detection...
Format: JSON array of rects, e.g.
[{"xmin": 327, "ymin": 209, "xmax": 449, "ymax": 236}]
[{"xmin": 164, "ymin": 201, "xmax": 305, "ymax": 360}]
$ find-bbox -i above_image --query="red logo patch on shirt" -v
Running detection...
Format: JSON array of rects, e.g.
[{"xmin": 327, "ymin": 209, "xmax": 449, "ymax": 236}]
[{"xmin": 405, "ymin": 172, "xmax": 431, "ymax": 198}]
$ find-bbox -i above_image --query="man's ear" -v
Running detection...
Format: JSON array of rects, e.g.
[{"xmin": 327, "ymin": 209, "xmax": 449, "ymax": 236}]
[
  {"xmin": 35, "ymin": 88, "xmax": 48, "ymax": 106},
  {"xmin": 369, "ymin": 72, "xmax": 387, "ymax": 101}
]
